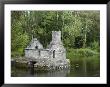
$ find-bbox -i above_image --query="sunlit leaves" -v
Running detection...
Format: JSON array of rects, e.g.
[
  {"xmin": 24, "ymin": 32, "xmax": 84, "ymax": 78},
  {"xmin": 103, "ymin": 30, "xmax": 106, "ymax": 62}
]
[{"xmin": 11, "ymin": 11, "xmax": 100, "ymax": 57}]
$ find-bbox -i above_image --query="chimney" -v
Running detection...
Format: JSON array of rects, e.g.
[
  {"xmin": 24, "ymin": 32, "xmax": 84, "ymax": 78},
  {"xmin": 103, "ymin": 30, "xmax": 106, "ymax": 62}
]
[{"xmin": 52, "ymin": 31, "xmax": 61, "ymax": 43}]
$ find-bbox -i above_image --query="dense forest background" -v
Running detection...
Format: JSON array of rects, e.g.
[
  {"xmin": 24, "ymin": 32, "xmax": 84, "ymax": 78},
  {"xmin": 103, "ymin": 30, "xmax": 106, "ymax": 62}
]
[{"xmin": 11, "ymin": 11, "xmax": 100, "ymax": 59}]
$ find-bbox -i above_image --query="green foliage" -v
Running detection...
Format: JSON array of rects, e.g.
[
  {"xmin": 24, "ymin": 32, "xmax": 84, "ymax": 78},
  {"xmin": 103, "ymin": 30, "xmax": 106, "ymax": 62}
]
[
  {"xmin": 11, "ymin": 33, "xmax": 29, "ymax": 57},
  {"xmin": 67, "ymin": 48, "xmax": 99, "ymax": 59},
  {"xmin": 11, "ymin": 11, "xmax": 100, "ymax": 58},
  {"xmin": 90, "ymin": 41, "xmax": 100, "ymax": 52}
]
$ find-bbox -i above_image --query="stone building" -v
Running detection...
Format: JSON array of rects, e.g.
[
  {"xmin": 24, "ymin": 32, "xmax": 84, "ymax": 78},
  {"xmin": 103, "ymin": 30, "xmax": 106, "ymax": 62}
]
[{"xmin": 25, "ymin": 31, "xmax": 70, "ymax": 69}]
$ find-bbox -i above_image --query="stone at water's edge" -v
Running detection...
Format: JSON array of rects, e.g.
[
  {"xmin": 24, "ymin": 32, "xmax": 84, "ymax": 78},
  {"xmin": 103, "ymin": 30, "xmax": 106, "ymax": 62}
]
[{"xmin": 11, "ymin": 57, "xmax": 70, "ymax": 71}]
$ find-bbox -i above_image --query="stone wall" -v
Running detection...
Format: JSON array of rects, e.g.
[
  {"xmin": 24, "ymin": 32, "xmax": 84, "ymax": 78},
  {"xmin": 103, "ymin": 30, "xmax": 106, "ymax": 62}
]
[
  {"xmin": 52, "ymin": 31, "xmax": 61, "ymax": 43},
  {"xmin": 25, "ymin": 49, "xmax": 40, "ymax": 59},
  {"xmin": 40, "ymin": 49, "xmax": 50, "ymax": 59}
]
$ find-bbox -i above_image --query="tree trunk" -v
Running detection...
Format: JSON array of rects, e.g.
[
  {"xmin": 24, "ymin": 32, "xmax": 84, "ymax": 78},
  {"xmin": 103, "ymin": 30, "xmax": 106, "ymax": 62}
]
[{"xmin": 83, "ymin": 33, "xmax": 86, "ymax": 48}]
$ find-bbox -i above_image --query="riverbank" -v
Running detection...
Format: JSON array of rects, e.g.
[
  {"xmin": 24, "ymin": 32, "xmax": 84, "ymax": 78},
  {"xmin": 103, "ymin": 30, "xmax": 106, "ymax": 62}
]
[
  {"xmin": 11, "ymin": 55, "xmax": 100, "ymax": 77},
  {"xmin": 67, "ymin": 48, "xmax": 99, "ymax": 59},
  {"xmin": 11, "ymin": 48, "xmax": 99, "ymax": 72},
  {"xmin": 11, "ymin": 57, "xmax": 70, "ymax": 71}
]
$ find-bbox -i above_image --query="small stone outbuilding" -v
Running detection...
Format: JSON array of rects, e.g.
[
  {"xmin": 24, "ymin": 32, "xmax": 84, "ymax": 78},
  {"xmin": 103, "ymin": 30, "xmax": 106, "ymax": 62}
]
[{"xmin": 25, "ymin": 31, "xmax": 70, "ymax": 69}]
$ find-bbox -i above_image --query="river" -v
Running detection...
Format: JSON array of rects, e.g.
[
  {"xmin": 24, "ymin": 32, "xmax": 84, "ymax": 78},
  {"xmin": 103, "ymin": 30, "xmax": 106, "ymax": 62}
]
[{"xmin": 11, "ymin": 56, "xmax": 100, "ymax": 77}]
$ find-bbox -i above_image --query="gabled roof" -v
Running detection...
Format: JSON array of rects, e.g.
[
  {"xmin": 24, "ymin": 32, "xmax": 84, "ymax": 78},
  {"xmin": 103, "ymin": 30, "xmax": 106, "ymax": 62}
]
[{"xmin": 25, "ymin": 38, "xmax": 43, "ymax": 50}]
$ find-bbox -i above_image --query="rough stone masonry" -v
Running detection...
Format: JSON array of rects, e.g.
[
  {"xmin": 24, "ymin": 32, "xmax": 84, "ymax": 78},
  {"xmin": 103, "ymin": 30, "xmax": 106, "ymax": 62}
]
[{"xmin": 25, "ymin": 31, "xmax": 70, "ymax": 70}]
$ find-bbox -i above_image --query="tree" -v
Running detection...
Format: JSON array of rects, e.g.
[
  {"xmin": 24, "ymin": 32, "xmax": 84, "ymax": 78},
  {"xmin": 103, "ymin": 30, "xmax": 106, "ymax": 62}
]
[{"xmin": 11, "ymin": 11, "xmax": 100, "ymax": 57}]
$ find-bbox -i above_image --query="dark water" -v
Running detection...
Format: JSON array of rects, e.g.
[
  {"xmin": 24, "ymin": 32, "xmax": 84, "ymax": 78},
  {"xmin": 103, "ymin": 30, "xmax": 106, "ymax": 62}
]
[{"xmin": 11, "ymin": 56, "xmax": 100, "ymax": 77}]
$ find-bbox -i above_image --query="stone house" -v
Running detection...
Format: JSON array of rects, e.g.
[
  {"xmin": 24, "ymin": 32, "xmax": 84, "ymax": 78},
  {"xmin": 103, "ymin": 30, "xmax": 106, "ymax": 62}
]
[{"xmin": 25, "ymin": 31, "xmax": 70, "ymax": 69}]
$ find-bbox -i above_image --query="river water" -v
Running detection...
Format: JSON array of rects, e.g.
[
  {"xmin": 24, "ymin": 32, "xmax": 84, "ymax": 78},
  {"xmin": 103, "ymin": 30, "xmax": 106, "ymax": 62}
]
[{"xmin": 11, "ymin": 56, "xmax": 100, "ymax": 77}]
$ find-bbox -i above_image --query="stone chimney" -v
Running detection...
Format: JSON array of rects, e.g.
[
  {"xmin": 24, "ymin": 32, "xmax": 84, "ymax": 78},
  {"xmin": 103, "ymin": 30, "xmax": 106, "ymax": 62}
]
[{"xmin": 52, "ymin": 31, "xmax": 61, "ymax": 43}]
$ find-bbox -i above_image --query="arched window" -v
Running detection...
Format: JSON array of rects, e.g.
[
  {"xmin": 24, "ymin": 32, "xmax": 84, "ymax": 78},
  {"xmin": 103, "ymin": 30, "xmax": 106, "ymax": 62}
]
[{"xmin": 35, "ymin": 45, "xmax": 38, "ymax": 49}]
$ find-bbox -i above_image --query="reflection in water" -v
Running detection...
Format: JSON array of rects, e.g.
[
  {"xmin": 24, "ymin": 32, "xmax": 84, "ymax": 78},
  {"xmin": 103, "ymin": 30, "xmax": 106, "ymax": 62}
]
[
  {"xmin": 12, "ymin": 67, "xmax": 70, "ymax": 77},
  {"xmin": 11, "ymin": 56, "xmax": 100, "ymax": 77},
  {"xmin": 67, "ymin": 56, "xmax": 100, "ymax": 77},
  {"xmin": 30, "ymin": 67, "xmax": 34, "ymax": 75},
  {"xmin": 83, "ymin": 58, "xmax": 87, "ymax": 76},
  {"xmin": 32, "ymin": 69, "xmax": 70, "ymax": 77}
]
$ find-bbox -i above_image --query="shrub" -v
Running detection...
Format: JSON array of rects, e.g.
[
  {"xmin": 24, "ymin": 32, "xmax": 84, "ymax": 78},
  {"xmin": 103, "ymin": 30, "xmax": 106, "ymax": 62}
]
[
  {"xmin": 90, "ymin": 41, "xmax": 100, "ymax": 52},
  {"xmin": 67, "ymin": 48, "xmax": 99, "ymax": 59}
]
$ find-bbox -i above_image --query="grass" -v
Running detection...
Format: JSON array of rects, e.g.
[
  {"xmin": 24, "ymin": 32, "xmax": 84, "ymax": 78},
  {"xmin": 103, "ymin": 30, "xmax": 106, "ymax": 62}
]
[{"xmin": 67, "ymin": 48, "xmax": 99, "ymax": 59}]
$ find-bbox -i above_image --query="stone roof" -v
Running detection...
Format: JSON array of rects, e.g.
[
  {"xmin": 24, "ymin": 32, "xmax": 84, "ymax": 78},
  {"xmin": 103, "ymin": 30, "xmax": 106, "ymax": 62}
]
[{"xmin": 25, "ymin": 38, "xmax": 43, "ymax": 50}]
